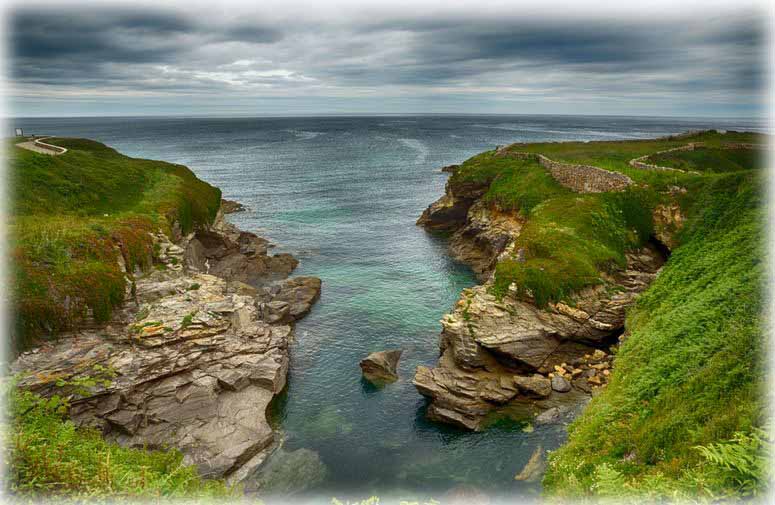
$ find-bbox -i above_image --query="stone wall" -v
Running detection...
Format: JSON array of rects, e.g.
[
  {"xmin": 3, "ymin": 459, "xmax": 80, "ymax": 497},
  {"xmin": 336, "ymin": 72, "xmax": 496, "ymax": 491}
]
[
  {"xmin": 629, "ymin": 142, "xmax": 765, "ymax": 172},
  {"xmin": 498, "ymin": 150, "xmax": 633, "ymax": 193}
]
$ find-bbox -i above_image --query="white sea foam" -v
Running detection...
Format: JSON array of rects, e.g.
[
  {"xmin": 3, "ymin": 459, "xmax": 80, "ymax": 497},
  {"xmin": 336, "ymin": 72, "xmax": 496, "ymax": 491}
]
[
  {"xmin": 285, "ymin": 129, "xmax": 322, "ymax": 140},
  {"xmin": 398, "ymin": 137, "xmax": 429, "ymax": 164}
]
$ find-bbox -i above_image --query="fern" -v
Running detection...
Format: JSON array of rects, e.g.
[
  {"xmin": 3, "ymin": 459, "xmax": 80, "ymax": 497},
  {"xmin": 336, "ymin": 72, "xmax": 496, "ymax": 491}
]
[{"xmin": 693, "ymin": 427, "xmax": 772, "ymax": 497}]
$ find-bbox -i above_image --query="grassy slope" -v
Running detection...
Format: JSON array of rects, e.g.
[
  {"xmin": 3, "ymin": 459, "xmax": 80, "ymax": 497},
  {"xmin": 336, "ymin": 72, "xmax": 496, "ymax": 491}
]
[
  {"xmin": 449, "ymin": 131, "xmax": 768, "ymax": 499},
  {"xmin": 453, "ymin": 148, "xmax": 657, "ymax": 308},
  {"xmin": 9, "ymin": 138, "xmax": 221, "ymax": 350},
  {"xmin": 543, "ymin": 170, "xmax": 768, "ymax": 501},
  {"xmin": 646, "ymin": 146, "xmax": 764, "ymax": 173},
  {"xmin": 7, "ymin": 139, "xmax": 227, "ymax": 498}
]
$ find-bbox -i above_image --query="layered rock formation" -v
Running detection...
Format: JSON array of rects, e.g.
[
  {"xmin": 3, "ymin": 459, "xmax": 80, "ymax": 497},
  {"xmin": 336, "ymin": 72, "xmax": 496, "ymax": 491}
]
[
  {"xmin": 12, "ymin": 204, "xmax": 321, "ymax": 484},
  {"xmin": 414, "ymin": 166, "xmax": 667, "ymax": 431}
]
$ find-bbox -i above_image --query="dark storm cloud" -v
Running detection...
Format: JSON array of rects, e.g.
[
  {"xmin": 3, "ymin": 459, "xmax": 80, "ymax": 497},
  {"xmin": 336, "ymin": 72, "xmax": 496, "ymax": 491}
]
[
  {"xmin": 6, "ymin": 4, "xmax": 766, "ymax": 116},
  {"xmin": 10, "ymin": 8, "xmax": 283, "ymax": 85}
]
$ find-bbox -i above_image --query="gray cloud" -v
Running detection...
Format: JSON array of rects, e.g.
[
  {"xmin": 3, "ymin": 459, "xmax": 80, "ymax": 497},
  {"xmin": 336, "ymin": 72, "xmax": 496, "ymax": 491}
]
[{"xmin": 6, "ymin": 4, "xmax": 767, "ymax": 117}]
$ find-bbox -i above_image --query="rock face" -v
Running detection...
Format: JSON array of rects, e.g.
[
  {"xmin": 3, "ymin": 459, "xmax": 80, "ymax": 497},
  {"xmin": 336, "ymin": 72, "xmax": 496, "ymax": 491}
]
[
  {"xmin": 185, "ymin": 211, "xmax": 299, "ymax": 286},
  {"xmin": 221, "ymin": 198, "xmax": 246, "ymax": 213},
  {"xmin": 414, "ymin": 167, "xmax": 667, "ymax": 431},
  {"xmin": 416, "ymin": 177, "xmax": 489, "ymax": 232},
  {"xmin": 12, "ymin": 202, "xmax": 321, "ymax": 483},
  {"xmin": 360, "ymin": 349, "xmax": 403, "ymax": 383}
]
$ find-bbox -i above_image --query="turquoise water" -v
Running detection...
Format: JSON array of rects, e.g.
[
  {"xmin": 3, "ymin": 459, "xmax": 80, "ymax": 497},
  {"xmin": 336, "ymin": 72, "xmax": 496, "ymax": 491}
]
[{"xmin": 16, "ymin": 115, "xmax": 765, "ymax": 502}]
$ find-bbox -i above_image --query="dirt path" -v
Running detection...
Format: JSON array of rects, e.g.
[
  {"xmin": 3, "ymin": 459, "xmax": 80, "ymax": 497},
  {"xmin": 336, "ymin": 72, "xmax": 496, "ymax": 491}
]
[{"xmin": 15, "ymin": 137, "xmax": 67, "ymax": 155}]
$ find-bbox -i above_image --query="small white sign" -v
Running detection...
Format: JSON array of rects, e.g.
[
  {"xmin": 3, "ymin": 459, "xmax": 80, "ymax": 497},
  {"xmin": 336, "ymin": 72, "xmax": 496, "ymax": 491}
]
[{"xmin": 15, "ymin": 128, "xmax": 23, "ymax": 136}]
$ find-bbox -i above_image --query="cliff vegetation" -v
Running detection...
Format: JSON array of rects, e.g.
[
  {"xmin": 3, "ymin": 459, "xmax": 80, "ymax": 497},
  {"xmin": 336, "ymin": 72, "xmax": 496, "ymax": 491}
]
[
  {"xmin": 9, "ymin": 138, "xmax": 221, "ymax": 350},
  {"xmin": 440, "ymin": 130, "xmax": 769, "ymax": 499}
]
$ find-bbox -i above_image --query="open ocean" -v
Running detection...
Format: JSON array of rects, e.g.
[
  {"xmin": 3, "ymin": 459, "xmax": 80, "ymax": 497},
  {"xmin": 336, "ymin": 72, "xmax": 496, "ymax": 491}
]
[{"xmin": 12, "ymin": 115, "xmax": 766, "ymax": 501}]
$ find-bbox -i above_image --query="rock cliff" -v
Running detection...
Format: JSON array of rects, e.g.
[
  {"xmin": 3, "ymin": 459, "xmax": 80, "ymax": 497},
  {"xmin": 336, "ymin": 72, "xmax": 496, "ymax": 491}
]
[
  {"xmin": 414, "ymin": 167, "xmax": 667, "ymax": 431},
  {"xmin": 11, "ymin": 204, "xmax": 320, "ymax": 484}
]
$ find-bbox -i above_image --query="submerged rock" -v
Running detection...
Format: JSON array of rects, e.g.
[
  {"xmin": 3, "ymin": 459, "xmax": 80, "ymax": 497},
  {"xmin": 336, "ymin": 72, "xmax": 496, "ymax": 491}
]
[
  {"xmin": 551, "ymin": 375, "xmax": 572, "ymax": 393},
  {"xmin": 246, "ymin": 447, "xmax": 327, "ymax": 496},
  {"xmin": 360, "ymin": 349, "xmax": 403, "ymax": 383},
  {"xmin": 442, "ymin": 485, "xmax": 491, "ymax": 505},
  {"xmin": 514, "ymin": 445, "xmax": 546, "ymax": 482}
]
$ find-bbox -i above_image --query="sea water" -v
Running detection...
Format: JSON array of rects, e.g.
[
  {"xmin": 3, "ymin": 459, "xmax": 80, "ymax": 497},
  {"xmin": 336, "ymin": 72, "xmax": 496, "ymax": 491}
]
[{"xmin": 13, "ymin": 114, "xmax": 765, "ymax": 501}]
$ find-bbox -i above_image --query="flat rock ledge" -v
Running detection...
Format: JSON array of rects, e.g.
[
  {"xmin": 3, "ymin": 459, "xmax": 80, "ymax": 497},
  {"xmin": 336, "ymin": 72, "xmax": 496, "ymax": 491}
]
[{"xmin": 11, "ymin": 205, "xmax": 321, "ymax": 484}]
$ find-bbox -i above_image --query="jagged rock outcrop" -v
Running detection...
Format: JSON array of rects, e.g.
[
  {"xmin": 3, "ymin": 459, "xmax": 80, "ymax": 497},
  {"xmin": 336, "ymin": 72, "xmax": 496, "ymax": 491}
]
[
  {"xmin": 448, "ymin": 201, "xmax": 524, "ymax": 280},
  {"xmin": 185, "ymin": 211, "xmax": 298, "ymax": 285},
  {"xmin": 419, "ymin": 181, "xmax": 524, "ymax": 279},
  {"xmin": 413, "ymin": 246, "xmax": 662, "ymax": 430},
  {"xmin": 360, "ymin": 349, "xmax": 403, "ymax": 383},
  {"xmin": 221, "ymin": 198, "xmax": 246, "ymax": 213},
  {"xmin": 416, "ymin": 177, "xmax": 489, "ymax": 231},
  {"xmin": 12, "ymin": 203, "xmax": 321, "ymax": 484}
]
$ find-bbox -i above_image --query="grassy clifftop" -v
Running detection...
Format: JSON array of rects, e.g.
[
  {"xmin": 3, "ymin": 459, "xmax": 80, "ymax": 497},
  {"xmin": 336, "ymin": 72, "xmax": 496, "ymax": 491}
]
[
  {"xmin": 7, "ymin": 138, "xmax": 228, "ymax": 498},
  {"xmin": 9, "ymin": 138, "xmax": 221, "ymax": 350},
  {"xmin": 447, "ymin": 130, "xmax": 769, "ymax": 500}
]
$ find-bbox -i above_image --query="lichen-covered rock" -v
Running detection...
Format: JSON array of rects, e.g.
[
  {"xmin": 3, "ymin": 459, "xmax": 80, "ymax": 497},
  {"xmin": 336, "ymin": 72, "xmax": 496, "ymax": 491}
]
[{"xmin": 360, "ymin": 349, "xmax": 403, "ymax": 383}]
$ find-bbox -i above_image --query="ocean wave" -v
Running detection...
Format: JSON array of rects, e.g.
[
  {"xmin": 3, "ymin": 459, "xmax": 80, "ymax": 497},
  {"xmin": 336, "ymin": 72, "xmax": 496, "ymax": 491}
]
[
  {"xmin": 284, "ymin": 129, "xmax": 322, "ymax": 140},
  {"xmin": 398, "ymin": 137, "xmax": 429, "ymax": 164}
]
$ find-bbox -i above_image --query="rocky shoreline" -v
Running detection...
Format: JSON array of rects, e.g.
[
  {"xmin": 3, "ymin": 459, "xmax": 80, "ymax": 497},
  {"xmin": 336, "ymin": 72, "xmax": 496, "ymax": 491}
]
[
  {"xmin": 414, "ymin": 163, "xmax": 670, "ymax": 431},
  {"xmin": 11, "ymin": 199, "xmax": 321, "ymax": 485}
]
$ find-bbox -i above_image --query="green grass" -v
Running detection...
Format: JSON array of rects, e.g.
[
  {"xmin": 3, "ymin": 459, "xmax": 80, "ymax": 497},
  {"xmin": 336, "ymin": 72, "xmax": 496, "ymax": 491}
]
[
  {"xmin": 444, "ymin": 131, "xmax": 768, "ymax": 499},
  {"xmin": 481, "ymin": 156, "xmax": 570, "ymax": 214},
  {"xmin": 542, "ymin": 170, "xmax": 769, "ymax": 500},
  {"xmin": 6, "ymin": 385, "xmax": 232, "ymax": 498},
  {"xmin": 645, "ymin": 147, "xmax": 765, "ymax": 173},
  {"xmin": 9, "ymin": 138, "xmax": 221, "ymax": 350},
  {"xmin": 507, "ymin": 130, "xmax": 765, "ymax": 190},
  {"xmin": 448, "ymin": 144, "xmax": 656, "ymax": 308}
]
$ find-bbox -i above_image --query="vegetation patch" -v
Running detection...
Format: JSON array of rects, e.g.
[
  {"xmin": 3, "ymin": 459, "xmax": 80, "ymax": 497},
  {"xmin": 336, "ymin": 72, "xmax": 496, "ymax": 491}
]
[
  {"xmin": 9, "ymin": 138, "xmax": 221, "ymax": 351},
  {"xmin": 5, "ymin": 385, "xmax": 231, "ymax": 498},
  {"xmin": 543, "ymin": 171, "xmax": 768, "ymax": 500},
  {"xmin": 491, "ymin": 187, "xmax": 655, "ymax": 307},
  {"xmin": 645, "ymin": 147, "xmax": 764, "ymax": 173}
]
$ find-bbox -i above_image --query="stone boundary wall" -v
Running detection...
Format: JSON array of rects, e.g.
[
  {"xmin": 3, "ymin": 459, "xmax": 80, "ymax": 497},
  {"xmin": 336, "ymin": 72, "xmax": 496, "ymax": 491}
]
[
  {"xmin": 498, "ymin": 150, "xmax": 633, "ymax": 193},
  {"xmin": 629, "ymin": 142, "xmax": 765, "ymax": 173}
]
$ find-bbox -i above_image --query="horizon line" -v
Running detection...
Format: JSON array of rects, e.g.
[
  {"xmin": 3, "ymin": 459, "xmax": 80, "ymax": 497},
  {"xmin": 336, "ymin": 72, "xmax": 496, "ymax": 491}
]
[{"xmin": 5, "ymin": 111, "xmax": 768, "ymax": 121}]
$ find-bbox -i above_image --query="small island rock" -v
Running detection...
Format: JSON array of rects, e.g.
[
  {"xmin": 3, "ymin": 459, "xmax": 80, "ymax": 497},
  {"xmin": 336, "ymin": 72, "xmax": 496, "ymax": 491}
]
[{"xmin": 360, "ymin": 349, "xmax": 403, "ymax": 383}]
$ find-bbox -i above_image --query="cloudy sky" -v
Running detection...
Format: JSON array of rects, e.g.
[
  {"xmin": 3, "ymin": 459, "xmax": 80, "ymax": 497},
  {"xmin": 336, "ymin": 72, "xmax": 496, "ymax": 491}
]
[{"xmin": 5, "ymin": 0, "xmax": 769, "ymax": 117}]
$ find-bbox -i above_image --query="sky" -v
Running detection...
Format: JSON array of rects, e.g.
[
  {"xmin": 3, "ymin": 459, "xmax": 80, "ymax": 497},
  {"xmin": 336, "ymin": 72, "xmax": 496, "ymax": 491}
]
[{"xmin": 4, "ymin": 0, "xmax": 770, "ymax": 118}]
